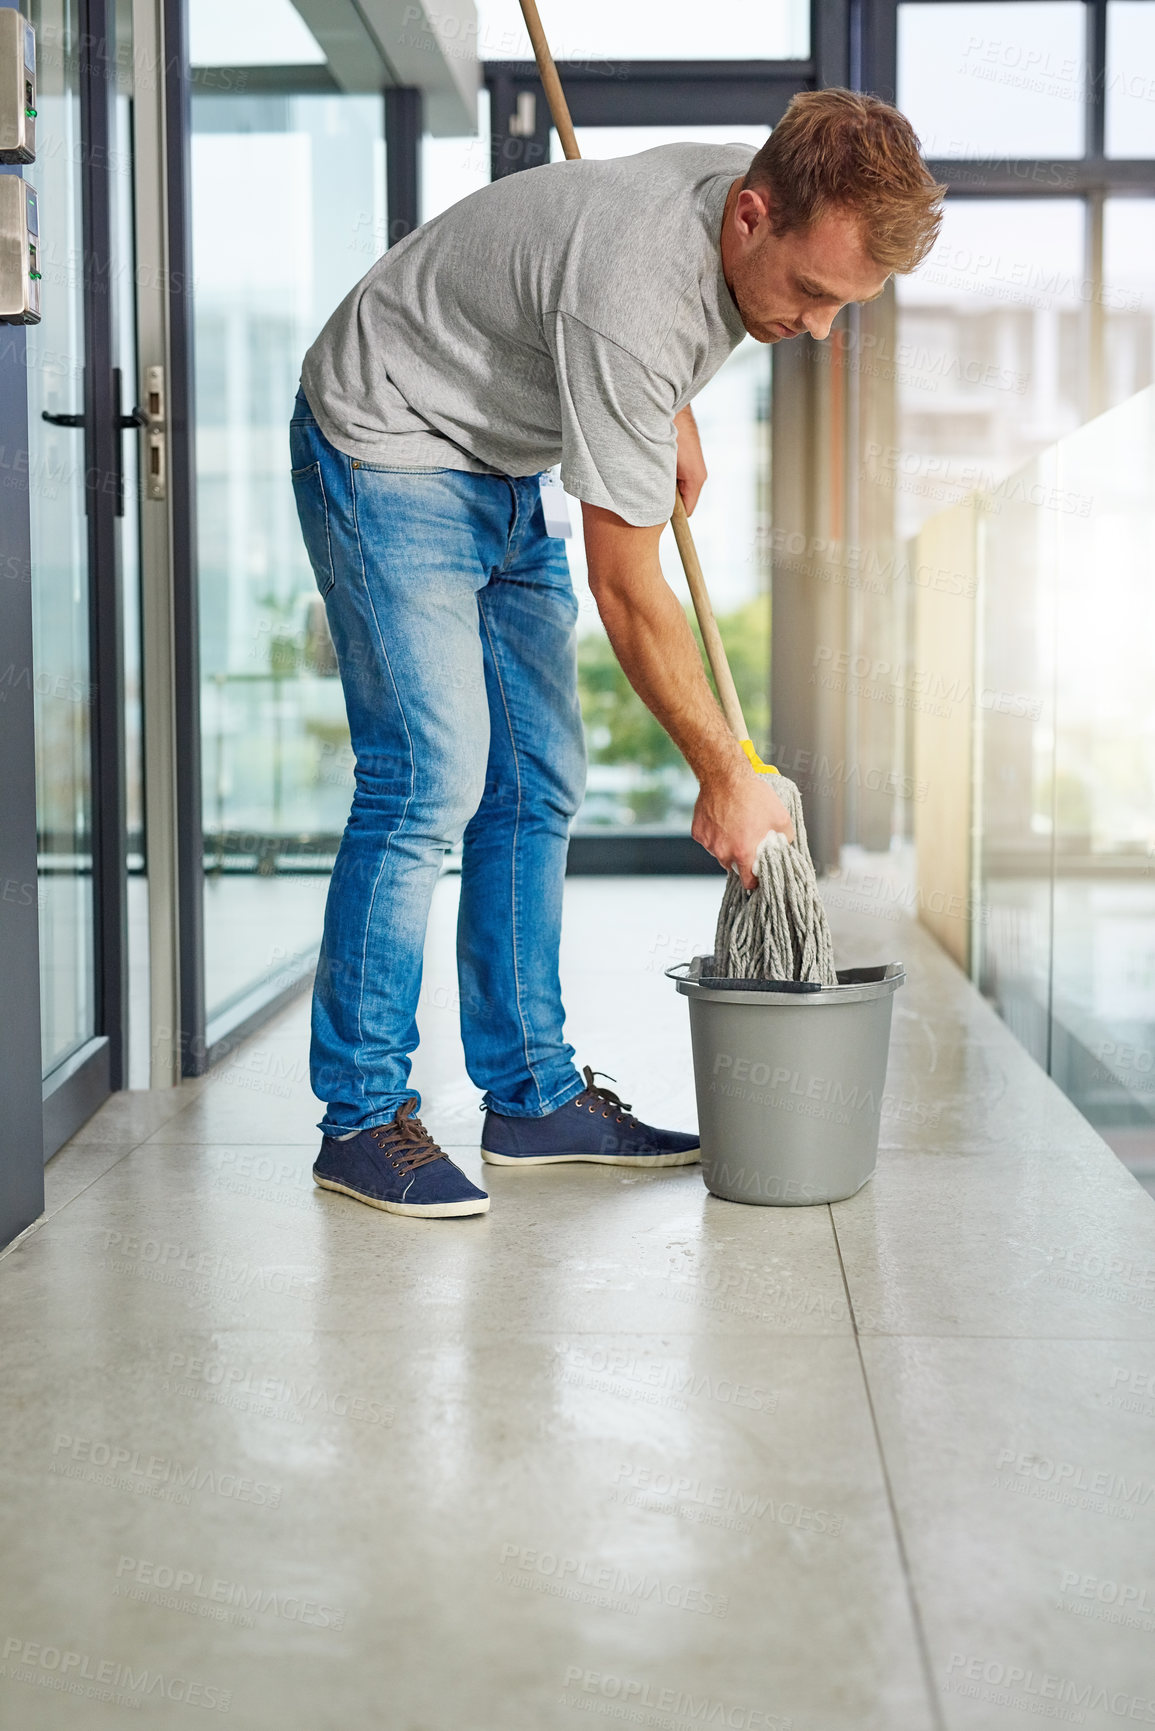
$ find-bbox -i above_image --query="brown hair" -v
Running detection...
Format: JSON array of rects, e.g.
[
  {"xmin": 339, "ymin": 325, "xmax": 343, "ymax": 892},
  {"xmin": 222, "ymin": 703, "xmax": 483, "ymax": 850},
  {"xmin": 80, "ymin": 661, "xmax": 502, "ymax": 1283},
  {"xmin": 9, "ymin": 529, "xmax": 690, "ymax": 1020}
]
[{"xmin": 743, "ymin": 88, "xmax": 945, "ymax": 274}]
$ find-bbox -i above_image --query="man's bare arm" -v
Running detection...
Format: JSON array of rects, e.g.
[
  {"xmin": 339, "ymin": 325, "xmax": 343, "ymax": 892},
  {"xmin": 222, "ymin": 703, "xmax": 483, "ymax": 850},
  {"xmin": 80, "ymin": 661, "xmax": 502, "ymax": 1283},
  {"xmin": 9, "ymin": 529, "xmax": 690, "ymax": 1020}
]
[{"xmin": 582, "ymin": 502, "xmax": 793, "ymax": 889}]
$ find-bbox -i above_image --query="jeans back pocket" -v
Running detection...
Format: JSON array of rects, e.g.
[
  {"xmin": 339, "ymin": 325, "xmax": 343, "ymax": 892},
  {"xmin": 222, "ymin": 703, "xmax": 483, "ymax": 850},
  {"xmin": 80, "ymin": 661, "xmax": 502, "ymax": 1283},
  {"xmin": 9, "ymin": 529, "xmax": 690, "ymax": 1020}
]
[{"xmin": 291, "ymin": 460, "xmax": 335, "ymax": 597}]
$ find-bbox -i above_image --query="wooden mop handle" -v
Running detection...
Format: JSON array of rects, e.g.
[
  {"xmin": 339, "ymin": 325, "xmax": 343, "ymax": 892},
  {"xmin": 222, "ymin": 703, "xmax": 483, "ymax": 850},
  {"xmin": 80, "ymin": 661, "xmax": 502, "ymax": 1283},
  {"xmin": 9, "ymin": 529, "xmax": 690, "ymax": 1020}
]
[
  {"xmin": 516, "ymin": 0, "xmax": 581, "ymax": 162},
  {"xmin": 669, "ymin": 494, "xmax": 749, "ymax": 740},
  {"xmin": 515, "ymin": 0, "xmax": 751, "ymax": 745}
]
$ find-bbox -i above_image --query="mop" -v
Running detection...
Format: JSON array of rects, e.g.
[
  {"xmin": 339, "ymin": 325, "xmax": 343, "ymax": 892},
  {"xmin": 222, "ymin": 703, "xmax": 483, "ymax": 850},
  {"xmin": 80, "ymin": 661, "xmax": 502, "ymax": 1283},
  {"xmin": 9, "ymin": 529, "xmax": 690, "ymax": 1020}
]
[{"xmin": 517, "ymin": 0, "xmax": 839, "ymax": 990}]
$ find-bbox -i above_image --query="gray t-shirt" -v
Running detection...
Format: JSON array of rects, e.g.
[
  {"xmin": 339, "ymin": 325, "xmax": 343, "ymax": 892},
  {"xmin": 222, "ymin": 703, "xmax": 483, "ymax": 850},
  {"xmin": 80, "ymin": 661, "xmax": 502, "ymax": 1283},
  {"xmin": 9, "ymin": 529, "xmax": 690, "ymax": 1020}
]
[{"xmin": 300, "ymin": 143, "xmax": 753, "ymax": 527}]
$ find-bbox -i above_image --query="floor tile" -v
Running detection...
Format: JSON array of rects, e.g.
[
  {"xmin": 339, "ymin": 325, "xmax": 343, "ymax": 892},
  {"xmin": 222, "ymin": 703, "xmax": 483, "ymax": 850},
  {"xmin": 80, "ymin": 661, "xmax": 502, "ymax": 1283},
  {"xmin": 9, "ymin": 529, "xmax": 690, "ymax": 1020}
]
[
  {"xmin": 834, "ymin": 1145, "xmax": 1155, "ymax": 1337},
  {"xmin": 0, "ymin": 1145, "xmax": 852, "ymax": 1342},
  {"xmin": 862, "ymin": 1336, "xmax": 1155, "ymax": 1731},
  {"xmin": 43, "ymin": 1143, "xmax": 135, "ymax": 1218},
  {"xmin": 66, "ymin": 1085, "xmax": 207, "ymax": 1148},
  {"xmin": 0, "ymin": 1327, "xmax": 931, "ymax": 1731},
  {"xmin": 7, "ymin": 871, "xmax": 1146, "ymax": 1730},
  {"xmin": 877, "ymin": 1037, "xmax": 1110, "ymax": 1154},
  {"xmin": 138, "ymin": 1081, "xmax": 325, "ymax": 1146}
]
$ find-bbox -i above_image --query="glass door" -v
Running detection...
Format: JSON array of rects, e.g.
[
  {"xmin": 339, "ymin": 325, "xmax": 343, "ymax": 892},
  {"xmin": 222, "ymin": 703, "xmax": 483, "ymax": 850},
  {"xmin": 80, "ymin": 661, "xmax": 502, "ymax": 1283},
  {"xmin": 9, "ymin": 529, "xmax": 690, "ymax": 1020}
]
[
  {"xmin": 111, "ymin": 0, "xmax": 146, "ymax": 1087},
  {"xmin": 26, "ymin": 0, "xmax": 138, "ymax": 1138},
  {"xmin": 25, "ymin": 0, "xmax": 95, "ymax": 1082}
]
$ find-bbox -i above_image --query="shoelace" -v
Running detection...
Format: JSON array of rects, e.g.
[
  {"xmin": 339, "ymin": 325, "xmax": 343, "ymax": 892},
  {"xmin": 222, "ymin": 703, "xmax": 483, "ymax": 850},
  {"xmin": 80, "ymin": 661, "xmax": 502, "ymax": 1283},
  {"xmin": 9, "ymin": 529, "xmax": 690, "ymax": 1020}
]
[
  {"xmin": 370, "ymin": 1099, "xmax": 447, "ymax": 1173},
  {"xmin": 575, "ymin": 1065, "xmax": 640, "ymax": 1127}
]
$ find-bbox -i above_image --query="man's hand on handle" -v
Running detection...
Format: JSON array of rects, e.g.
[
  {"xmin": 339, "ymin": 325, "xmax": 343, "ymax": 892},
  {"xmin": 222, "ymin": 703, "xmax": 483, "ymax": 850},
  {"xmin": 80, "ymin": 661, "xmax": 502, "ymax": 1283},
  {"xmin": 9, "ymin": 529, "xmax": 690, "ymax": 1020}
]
[{"xmin": 692, "ymin": 764, "xmax": 794, "ymax": 892}]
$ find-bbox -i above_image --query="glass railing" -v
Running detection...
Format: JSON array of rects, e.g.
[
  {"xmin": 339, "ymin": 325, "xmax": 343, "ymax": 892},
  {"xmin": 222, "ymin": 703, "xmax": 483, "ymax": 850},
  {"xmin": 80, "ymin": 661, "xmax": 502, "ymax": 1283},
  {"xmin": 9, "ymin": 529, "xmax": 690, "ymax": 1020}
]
[{"xmin": 911, "ymin": 384, "xmax": 1155, "ymax": 1192}]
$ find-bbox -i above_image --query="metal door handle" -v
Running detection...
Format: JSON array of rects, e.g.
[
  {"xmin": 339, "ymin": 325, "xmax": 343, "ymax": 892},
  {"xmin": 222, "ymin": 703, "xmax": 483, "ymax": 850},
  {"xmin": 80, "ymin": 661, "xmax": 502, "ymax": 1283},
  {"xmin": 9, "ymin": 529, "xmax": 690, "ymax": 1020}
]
[
  {"xmin": 41, "ymin": 374, "xmax": 148, "ymax": 515},
  {"xmin": 112, "ymin": 368, "xmax": 147, "ymax": 515},
  {"xmin": 41, "ymin": 408, "xmax": 145, "ymax": 428}
]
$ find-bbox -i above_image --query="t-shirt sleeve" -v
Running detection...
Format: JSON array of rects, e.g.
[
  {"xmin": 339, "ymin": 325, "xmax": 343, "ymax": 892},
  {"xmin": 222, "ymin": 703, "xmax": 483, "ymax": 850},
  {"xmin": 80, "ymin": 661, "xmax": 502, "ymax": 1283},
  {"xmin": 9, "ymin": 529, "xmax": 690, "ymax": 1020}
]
[{"xmin": 544, "ymin": 310, "xmax": 679, "ymax": 528}]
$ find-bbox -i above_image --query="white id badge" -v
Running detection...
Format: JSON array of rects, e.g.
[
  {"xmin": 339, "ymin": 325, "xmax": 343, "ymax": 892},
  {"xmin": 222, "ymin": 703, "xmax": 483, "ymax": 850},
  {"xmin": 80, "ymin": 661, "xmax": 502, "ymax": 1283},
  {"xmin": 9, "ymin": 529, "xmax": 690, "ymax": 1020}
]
[{"xmin": 538, "ymin": 468, "xmax": 573, "ymax": 539}]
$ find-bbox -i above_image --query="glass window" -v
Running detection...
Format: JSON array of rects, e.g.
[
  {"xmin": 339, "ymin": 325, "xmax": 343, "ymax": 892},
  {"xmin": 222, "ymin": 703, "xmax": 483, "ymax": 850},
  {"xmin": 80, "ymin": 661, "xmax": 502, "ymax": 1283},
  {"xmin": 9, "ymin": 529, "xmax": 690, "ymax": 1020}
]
[
  {"xmin": 1106, "ymin": 1, "xmax": 1155, "ymax": 156},
  {"xmin": 1103, "ymin": 198, "xmax": 1155, "ymax": 409},
  {"xmin": 423, "ymin": 89, "xmax": 491, "ymax": 223},
  {"xmin": 190, "ymin": 92, "xmax": 384, "ymax": 1023},
  {"xmin": 550, "ymin": 123, "xmax": 770, "ymax": 161},
  {"xmin": 972, "ymin": 445, "xmax": 1061, "ymax": 1072},
  {"xmin": 914, "ymin": 387, "xmax": 1155, "ymax": 1192},
  {"xmin": 1009, "ymin": 394, "xmax": 1155, "ymax": 1186},
  {"xmin": 898, "ymin": 2, "xmax": 1087, "ymax": 159},
  {"xmin": 189, "ymin": 0, "xmax": 326, "ymax": 65},
  {"xmin": 476, "ymin": 0, "xmax": 809, "ymax": 62},
  {"xmin": 565, "ymin": 337, "xmax": 770, "ymax": 831},
  {"xmin": 893, "ymin": 198, "xmax": 1086, "ymax": 541}
]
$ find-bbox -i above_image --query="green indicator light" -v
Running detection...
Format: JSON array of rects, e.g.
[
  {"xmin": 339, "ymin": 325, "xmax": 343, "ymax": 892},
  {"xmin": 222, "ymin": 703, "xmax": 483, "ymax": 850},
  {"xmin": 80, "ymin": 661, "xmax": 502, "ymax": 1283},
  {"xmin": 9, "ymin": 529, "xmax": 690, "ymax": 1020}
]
[{"xmin": 26, "ymin": 106, "xmax": 37, "ymax": 118}]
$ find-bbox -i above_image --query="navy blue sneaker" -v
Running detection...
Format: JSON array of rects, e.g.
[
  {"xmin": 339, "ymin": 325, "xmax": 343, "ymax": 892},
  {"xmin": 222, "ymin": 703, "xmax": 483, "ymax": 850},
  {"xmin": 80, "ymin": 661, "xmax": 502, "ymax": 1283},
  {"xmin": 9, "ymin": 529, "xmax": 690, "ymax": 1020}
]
[
  {"xmin": 313, "ymin": 1100, "xmax": 489, "ymax": 1218},
  {"xmin": 481, "ymin": 1067, "xmax": 700, "ymax": 1168}
]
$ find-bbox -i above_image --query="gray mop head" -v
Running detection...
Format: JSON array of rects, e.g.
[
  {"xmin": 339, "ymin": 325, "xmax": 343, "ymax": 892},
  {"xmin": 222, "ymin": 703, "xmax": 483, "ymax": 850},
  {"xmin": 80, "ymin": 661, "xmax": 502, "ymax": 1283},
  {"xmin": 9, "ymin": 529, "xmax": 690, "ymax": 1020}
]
[{"xmin": 712, "ymin": 774, "xmax": 838, "ymax": 986}]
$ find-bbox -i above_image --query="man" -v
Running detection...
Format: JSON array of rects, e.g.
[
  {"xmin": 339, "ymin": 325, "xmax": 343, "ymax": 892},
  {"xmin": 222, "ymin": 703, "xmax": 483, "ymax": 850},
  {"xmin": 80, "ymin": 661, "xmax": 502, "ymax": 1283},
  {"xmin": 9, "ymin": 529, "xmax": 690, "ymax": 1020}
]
[{"xmin": 291, "ymin": 88, "xmax": 943, "ymax": 1220}]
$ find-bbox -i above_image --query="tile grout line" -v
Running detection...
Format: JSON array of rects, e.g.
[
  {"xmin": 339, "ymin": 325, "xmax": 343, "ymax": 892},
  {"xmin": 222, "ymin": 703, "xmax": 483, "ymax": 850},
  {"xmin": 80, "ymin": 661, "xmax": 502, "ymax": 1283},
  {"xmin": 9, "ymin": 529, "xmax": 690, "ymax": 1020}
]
[
  {"xmin": 0, "ymin": 1213, "xmax": 47, "ymax": 1262},
  {"xmin": 46, "ymin": 1145, "xmax": 148, "ymax": 1217},
  {"xmin": 828, "ymin": 1203, "xmax": 947, "ymax": 1731},
  {"xmin": 0, "ymin": 1144, "xmax": 149, "ymax": 1263},
  {"xmin": 1, "ymin": 1084, "xmax": 210, "ymax": 1264}
]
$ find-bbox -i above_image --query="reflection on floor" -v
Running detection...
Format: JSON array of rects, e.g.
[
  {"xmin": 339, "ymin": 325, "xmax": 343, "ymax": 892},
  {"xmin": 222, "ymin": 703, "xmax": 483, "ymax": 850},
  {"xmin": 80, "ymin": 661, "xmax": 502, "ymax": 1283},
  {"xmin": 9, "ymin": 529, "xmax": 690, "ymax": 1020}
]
[{"xmin": 5, "ymin": 878, "xmax": 1155, "ymax": 1729}]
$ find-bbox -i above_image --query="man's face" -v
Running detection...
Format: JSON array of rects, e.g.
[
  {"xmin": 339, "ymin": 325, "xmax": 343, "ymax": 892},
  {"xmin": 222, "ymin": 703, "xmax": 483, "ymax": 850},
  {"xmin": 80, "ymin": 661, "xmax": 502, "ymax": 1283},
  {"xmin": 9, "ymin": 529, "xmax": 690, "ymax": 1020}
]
[{"xmin": 721, "ymin": 183, "xmax": 891, "ymax": 343}]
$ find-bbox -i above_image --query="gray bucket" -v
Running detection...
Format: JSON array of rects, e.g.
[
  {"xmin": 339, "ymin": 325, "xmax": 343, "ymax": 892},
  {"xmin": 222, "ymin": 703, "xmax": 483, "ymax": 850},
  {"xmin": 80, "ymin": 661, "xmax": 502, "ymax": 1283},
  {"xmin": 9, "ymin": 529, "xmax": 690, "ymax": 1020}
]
[{"xmin": 668, "ymin": 957, "xmax": 905, "ymax": 1206}]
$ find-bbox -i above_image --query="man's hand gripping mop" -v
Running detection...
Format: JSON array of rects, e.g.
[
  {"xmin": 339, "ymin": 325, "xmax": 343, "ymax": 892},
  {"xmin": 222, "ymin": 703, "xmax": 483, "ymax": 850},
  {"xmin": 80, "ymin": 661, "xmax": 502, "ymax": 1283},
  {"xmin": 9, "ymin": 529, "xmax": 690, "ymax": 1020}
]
[
  {"xmin": 517, "ymin": 0, "xmax": 837, "ymax": 987},
  {"xmin": 668, "ymin": 507, "xmax": 837, "ymax": 987}
]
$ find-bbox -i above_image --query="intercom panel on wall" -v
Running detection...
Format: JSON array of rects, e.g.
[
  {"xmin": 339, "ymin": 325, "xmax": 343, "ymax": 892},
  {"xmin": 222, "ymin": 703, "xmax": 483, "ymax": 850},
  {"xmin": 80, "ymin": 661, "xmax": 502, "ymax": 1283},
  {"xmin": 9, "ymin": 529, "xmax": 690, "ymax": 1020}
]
[
  {"xmin": 0, "ymin": 176, "xmax": 40, "ymax": 322},
  {"xmin": 0, "ymin": 11, "xmax": 36, "ymax": 165}
]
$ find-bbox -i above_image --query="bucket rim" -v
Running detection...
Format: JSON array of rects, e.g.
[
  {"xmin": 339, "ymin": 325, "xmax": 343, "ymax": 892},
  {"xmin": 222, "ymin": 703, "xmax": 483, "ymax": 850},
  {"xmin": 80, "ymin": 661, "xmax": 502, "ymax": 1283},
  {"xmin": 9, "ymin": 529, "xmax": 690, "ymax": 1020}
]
[{"xmin": 668, "ymin": 956, "xmax": 905, "ymax": 1006}]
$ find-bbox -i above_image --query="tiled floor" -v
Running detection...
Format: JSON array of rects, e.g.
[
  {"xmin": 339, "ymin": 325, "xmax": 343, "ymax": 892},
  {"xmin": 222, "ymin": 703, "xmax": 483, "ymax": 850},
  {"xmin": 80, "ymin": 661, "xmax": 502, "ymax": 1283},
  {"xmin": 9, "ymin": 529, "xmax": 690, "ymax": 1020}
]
[{"xmin": 3, "ymin": 877, "xmax": 1154, "ymax": 1729}]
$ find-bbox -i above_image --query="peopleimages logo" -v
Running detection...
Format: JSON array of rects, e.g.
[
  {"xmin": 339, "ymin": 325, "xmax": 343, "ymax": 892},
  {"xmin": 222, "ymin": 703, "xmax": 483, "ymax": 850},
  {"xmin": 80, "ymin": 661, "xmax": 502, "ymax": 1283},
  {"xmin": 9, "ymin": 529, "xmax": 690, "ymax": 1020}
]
[
  {"xmin": 863, "ymin": 442, "xmax": 1096, "ymax": 515},
  {"xmin": 944, "ymin": 1651, "xmax": 1155, "ymax": 1722},
  {"xmin": 97, "ymin": 1228, "xmax": 315, "ymax": 1297},
  {"xmin": 1106, "ymin": 1367, "xmax": 1155, "ymax": 1415},
  {"xmin": 51, "ymin": 1434, "xmax": 282, "ymax": 1508},
  {"xmin": 114, "ymin": 1556, "xmax": 344, "ymax": 1629},
  {"xmin": 995, "ymin": 1447, "xmax": 1155, "ymax": 1512},
  {"xmin": 611, "ymin": 1464, "xmax": 843, "ymax": 1537},
  {"xmin": 1040, "ymin": 1245, "xmax": 1155, "ymax": 1294},
  {"xmin": 1, "ymin": 1637, "xmax": 230, "ymax": 1712},
  {"xmin": 811, "ymin": 646, "xmax": 1041, "ymax": 720},
  {"xmin": 560, "ymin": 1666, "xmax": 790, "ymax": 1728},
  {"xmin": 756, "ymin": 526, "xmax": 977, "ymax": 596},
  {"xmin": 558, "ymin": 1344, "xmax": 776, "ymax": 1413},
  {"xmin": 711, "ymin": 1053, "xmax": 877, "ymax": 1114},
  {"xmin": 498, "ymin": 1546, "xmax": 729, "ymax": 1619},
  {"xmin": 1058, "ymin": 1568, "xmax": 1155, "ymax": 1627},
  {"xmin": 162, "ymin": 1351, "xmax": 393, "ymax": 1427}
]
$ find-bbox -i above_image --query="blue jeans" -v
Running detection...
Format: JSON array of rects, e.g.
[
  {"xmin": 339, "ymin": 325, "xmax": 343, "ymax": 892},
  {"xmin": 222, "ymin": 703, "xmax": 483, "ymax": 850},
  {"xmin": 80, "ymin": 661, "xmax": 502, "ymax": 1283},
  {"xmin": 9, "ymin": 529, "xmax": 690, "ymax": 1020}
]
[{"xmin": 290, "ymin": 388, "xmax": 588, "ymax": 1133}]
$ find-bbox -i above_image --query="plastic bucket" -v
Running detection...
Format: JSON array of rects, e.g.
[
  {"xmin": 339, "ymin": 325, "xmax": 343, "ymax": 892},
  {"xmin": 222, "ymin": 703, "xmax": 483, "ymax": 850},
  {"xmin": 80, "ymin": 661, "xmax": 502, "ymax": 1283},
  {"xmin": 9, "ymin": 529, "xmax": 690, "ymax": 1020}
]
[{"xmin": 669, "ymin": 957, "xmax": 905, "ymax": 1206}]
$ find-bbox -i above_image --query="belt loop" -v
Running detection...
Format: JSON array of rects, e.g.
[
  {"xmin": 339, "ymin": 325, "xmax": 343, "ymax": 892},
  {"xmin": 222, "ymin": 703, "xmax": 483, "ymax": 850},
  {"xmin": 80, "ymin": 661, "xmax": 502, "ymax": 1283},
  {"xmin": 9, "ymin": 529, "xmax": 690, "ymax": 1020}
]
[{"xmin": 502, "ymin": 476, "xmax": 519, "ymax": 568}]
